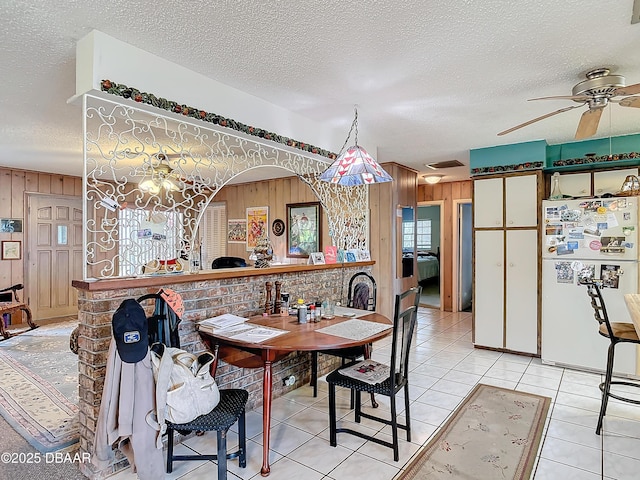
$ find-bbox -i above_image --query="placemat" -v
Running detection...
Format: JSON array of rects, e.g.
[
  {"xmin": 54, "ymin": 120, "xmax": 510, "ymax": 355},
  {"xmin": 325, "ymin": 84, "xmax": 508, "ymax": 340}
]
[{"xmin": 315, "ymin": 319, "xmax": 391, "ymax": 341}]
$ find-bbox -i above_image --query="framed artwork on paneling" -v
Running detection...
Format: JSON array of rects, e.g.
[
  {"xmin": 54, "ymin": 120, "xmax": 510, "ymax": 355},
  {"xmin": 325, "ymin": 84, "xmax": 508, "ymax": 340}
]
[
  {"xmin": 1, "ymin": 241, "xmax": 21, "ymax": 260},
  {"xmin": 287, "ymin": 202, "xmax": 322, "ymax": 258},
  {"xmin": 246, "ymin": 207, "xmax": 269, "ymax": 251},
  {"xmin": 227, "ymin": 219, "xmax": 247, "ymax": 243}
]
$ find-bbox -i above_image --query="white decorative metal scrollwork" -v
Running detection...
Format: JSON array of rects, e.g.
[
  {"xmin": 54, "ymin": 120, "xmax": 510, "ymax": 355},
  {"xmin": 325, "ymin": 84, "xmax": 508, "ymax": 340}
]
[{"xmin": 83, "ymin": 94, "xmax": 369, "ymax": 279}]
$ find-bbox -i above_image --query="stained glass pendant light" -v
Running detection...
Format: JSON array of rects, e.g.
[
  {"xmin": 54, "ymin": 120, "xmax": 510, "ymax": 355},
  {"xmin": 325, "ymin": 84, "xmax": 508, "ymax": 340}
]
[{"xmin": 318, "ymin": 107, "xmax": 393, "ymax": 186}]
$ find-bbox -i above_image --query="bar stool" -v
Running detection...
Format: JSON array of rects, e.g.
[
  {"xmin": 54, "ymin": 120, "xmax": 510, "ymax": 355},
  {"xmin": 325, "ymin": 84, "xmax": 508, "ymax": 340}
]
[{"xmin": 584, "ymin": 281, "xmax": 640, "ymax": 434}]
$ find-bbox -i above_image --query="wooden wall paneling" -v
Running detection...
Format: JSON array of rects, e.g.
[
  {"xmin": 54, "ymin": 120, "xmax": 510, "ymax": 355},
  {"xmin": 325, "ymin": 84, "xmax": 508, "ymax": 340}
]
[
  {"xmin": 50, "ymin": 174, "xmax": 63, "ymax": 195},
  {"xmin": 62, "ymin": 176, "xmax": 76, "ymax": 196},
  {"xmin": 25, "ymin": 171, "xmax": 39, "ymax": 193},
  {"xmin": 38, "ymin": 173, "xmax": 52, "ymax": 194},
  {"xmin": 10, "ymin": 171, "xmax": 26, "ymax": 287},
  {"xmin": 0, "ymin": 170, "xmax": 13, "ymax": 288},
  {"xmin": 441, "ymin": 183, "xmax": 454, "ymax": 311}
]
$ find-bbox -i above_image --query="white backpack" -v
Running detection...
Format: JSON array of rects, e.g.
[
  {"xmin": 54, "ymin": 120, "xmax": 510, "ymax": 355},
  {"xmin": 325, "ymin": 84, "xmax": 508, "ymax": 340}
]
[{"xmin": 150, "ymin": 343, "xmax": 220, "ymax": 426}]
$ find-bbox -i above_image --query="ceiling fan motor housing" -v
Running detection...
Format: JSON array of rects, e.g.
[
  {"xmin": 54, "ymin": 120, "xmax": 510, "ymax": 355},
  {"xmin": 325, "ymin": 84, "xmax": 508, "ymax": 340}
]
[{"xmin": 571, "ymin": 68, "xmax": 625, "ymax": 101}]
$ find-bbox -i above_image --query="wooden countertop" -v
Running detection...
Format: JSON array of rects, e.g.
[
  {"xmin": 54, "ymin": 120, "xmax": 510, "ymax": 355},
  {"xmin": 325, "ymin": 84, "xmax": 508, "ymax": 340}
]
[{"xmin": 72, "ymin": 260, "xmax": 374, "ymax": 291}]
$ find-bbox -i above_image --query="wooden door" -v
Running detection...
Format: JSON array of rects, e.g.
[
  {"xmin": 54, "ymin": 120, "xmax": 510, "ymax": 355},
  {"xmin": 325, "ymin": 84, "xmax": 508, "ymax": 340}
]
[{"xmin": 26, "ymin": 194, "xmax": 83, "ymax": 320}]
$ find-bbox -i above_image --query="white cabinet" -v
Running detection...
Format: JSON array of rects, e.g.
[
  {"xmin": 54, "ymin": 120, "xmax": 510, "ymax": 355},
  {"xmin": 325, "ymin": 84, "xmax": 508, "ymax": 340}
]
[
  {"xmin": 505, "ymin": 230, "xmax": 538, "ymax": 353},
  {"xmin": 473, "ymin": 172, "xmax": 540, "ymax": 355},
  {"xmin": 474, "ymin": 178, "xmax": 503, "ymax": 228},
  {"xmin": 556, "ymin": 172, "xmax": 591, "ymax": 198},
  {"xmin": 474, "ymin": 230, "xmax": 504, "ymax": 349},
  {"xmin": 505, "ymin": 174, "xmax": 538, "ymax": 227},
  {"xmin": 474, "ymin": 174, "xmax": 538, "ymax": 228},
  {"xmin": 594, "ymin": 168, "xmax": 639, "ymax": 196},
  {"xmin": 549, "ymin": 167, "xmax": 640, "ymax": 199}
]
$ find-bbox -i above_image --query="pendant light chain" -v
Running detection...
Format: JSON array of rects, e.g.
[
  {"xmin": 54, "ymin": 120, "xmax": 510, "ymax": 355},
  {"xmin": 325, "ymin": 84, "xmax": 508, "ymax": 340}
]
[{"xmin": 337, "ymin": 107, "xmax": 359, "ymax": 156}]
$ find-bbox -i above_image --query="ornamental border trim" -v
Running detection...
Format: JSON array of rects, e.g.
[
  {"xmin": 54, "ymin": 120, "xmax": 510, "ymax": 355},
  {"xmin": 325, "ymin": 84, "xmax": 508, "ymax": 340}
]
[{"xmin": 100, "ymin": 79, "xmax": 337, "ymax": 161}]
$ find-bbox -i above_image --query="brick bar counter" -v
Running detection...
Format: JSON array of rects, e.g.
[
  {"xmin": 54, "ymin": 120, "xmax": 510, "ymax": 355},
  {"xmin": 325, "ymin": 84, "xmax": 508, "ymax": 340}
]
[{"xmin": 72, "ymin": 261, "xmax": 373, "ymax": 479}]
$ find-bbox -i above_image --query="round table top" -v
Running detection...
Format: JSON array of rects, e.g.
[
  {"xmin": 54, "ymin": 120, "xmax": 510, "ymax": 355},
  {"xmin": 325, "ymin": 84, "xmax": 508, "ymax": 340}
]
[{"xmin": 200, "ymin": 312, "xmax": 392, "ymax": 352}]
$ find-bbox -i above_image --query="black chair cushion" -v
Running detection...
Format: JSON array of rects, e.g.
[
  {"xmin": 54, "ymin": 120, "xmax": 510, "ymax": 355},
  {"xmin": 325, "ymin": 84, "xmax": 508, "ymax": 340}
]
[
  {"xmin": 166, "ymin": 389, "xmax": 248, "ymax": 432},
  {"xmin": 211, "ymin": 257, "xmax": 247, "ymax": 269}
]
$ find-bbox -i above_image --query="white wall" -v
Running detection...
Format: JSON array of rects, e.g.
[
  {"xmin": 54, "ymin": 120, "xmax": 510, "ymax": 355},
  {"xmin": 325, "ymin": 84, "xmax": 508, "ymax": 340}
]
[{"xmin": 75, "ymin": 30, "xmax": 345, "ymax": 154}]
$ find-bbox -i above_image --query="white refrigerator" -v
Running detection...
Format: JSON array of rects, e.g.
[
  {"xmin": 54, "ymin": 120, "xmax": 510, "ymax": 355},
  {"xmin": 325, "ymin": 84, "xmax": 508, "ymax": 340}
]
[{"xmin": 541, "ymin": 196, "xmax": 639, "ymax": 376}]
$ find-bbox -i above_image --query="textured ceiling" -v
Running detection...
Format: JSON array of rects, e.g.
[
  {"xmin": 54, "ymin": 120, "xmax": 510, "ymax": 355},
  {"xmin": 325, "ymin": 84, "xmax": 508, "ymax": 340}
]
[{"xmin": 2, "ymin": 0, "xmax": 640, "ymax": 183}]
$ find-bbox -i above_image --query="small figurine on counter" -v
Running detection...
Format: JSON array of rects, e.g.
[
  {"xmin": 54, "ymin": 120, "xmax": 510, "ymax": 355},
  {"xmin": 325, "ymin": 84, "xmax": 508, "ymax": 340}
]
[{"xmin": 253, "ymin": 235, "xmax": 273, "ymax": 268}]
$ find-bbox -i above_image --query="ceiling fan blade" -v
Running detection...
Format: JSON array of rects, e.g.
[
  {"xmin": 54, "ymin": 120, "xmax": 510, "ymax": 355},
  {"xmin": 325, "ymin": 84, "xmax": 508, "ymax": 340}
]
[
  {"xmin": 497, "ymin": 104, "xmax": 585, "ymax": 136},
  {"xmin": 618, "ymin": 96, "xmax": 640, "ymax": 108},
  {"xmin": 529, "ymin": 95, "xmax": 591, "ymax": 102},
  {"xmin": 614, "ymin": 82, "xmax": 640, "ymax": 96},
  {"xmin": 575, "ymin": 108, "xmax": 603, "ymax": 140}
]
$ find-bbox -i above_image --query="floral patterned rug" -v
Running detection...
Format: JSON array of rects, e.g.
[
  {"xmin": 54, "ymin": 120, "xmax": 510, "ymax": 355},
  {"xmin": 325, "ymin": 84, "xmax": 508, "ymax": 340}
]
[
  {"xmin": 0, "ymin": 319, "xmax": 79, "ymax": 452},
  {"xmin": 399, "ymin": 384, "xmax": 551, "ymax": 480}
]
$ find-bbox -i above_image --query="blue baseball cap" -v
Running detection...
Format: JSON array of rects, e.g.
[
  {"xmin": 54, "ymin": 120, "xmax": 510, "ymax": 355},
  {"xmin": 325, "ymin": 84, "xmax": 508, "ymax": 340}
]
[{"xmin": 112, "ymin": 299, "xmax": 148, "ymax": 363}]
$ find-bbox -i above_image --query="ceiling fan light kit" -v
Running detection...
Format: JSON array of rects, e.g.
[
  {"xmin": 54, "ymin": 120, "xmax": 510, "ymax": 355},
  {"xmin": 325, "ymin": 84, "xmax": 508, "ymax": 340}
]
[{"xmin": 498, "ymin": 67, "xmax": 640, "ymax": 140}]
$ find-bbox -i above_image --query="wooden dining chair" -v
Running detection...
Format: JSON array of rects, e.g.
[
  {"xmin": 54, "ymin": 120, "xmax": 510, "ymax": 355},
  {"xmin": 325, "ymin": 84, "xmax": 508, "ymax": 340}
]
[
  {"xmin": 310, "ymin": 272, "xmax": 377, "ymax": 405},
  {"xmin": 584, "ymin": 280, "xmax": 640, "ymax": 435},
  {"xmin": 326, "ymin": 286, "xmax": 421, "ymax": 461}
]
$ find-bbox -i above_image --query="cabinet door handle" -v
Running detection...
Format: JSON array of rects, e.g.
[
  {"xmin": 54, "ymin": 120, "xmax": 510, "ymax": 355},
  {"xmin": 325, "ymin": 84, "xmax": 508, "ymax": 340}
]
[
  {"xmin": 509, "ymin": 262, "xmax": 514, "ymax": 267},
  {"xmin": 497, "ymin": 262, "xmax": 502, "ymax": 267},
  {"xmin": 508, "ymin": 220, "xmax": 514, "ymax": 225}
]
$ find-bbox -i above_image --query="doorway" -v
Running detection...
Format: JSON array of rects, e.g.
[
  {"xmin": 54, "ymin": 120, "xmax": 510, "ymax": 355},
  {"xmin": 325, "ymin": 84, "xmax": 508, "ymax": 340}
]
[
  {"xmin": 26, "ymin": 194, "xmax": 83, "ymax": 320},
  {"xmin": 454, "ymin": 200, "xmax": 473, "ymax": 312},
  {"xmin": 416, "ymin": 202, "xmax": 443, "ymax": 309}
]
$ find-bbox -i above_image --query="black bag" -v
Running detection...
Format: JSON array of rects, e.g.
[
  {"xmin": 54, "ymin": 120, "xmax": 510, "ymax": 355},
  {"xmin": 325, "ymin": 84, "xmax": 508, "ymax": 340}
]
[{"xmin": 137, "ymin": 293, "xmax": 181, "ymax": 348}]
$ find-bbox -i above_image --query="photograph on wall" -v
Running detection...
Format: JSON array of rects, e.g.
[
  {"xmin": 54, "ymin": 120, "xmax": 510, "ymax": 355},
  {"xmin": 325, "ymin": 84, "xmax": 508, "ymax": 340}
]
[
  {"xmin": 0, "ymin": 218, "xmax": 22, "ymax": 233},
  {"xmin": 600, "ymin": 264, "xmax": 621, "ymax": 288},
  {"xmin": 227, "ymin": 219, "xmax": 247, "ymax": 243},
  {"xmin": 246, "ymin": 207, "xmax": 269, "ymax": 251},
  {"xmin": 287, "ymin": 202, "xmax": 321, "ymax": 258}
]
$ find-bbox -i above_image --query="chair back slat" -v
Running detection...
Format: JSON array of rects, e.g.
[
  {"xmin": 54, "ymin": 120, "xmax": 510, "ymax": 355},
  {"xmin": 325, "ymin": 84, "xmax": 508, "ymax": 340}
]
[
  {"xmin": 584, "ymin": 281, "xmax": 616, "ymax": 339},
  {"xmin": 389, "ymin": 286, "xmax": 422, "ymax": 387},
  {"xmin": 347, "ymin": 272, "xmax": 377, "ymax": 311}
]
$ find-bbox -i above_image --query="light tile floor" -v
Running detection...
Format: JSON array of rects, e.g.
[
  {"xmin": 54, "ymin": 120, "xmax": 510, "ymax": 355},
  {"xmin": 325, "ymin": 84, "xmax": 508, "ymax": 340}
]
[{"xmin": 108, "ymin": 308, "xmax": 640, "ymax": 480}]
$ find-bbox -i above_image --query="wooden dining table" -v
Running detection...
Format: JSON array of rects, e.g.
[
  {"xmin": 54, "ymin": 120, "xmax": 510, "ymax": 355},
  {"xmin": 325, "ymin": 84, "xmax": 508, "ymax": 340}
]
[{"xmin": 199, "ymin": 311, "xmax": 392, "ymax": 476}]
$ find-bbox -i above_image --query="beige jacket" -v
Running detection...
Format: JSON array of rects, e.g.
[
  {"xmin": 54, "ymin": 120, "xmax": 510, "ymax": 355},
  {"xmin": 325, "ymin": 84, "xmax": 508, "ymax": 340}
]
[{"xmin": 92, "ymin": 340, "xmax": 164, "ymax": 479}]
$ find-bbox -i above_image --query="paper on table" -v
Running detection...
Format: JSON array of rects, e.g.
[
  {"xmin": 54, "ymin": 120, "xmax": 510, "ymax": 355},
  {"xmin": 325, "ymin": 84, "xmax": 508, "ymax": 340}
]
[
  {"xmin": 315, "ymin": 319, "xmax": 392, "ymax": 341},
  {"xmin": 229, "ymin": 326, "xmax": 287, "ymax": 343},
  {"xmin": 199, "ymin": 313, "xmax": 247, "ymax": 332}
]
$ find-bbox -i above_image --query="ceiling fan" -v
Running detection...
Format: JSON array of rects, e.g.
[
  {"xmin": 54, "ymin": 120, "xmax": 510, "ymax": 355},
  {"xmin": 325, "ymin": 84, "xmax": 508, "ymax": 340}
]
[{"xmin": 498, "ymin": 68, "xmax": 640, "ymax": 140}]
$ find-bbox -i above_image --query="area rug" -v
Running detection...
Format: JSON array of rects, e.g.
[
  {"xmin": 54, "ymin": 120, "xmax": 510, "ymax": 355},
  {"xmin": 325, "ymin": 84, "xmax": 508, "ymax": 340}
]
[
  {"xmin": 0, "ymin": 319, "xmax": 79, "ymax": 452},
  {"xmin": 399, "ymin": 384, "xmax": 551, "ymax": 480}
]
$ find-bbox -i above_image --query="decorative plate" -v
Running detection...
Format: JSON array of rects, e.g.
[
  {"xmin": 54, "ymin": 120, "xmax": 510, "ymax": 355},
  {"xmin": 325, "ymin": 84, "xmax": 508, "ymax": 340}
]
[{"xmin": 272, "ymin": 218, "xmax": 285, "ymax": 236}]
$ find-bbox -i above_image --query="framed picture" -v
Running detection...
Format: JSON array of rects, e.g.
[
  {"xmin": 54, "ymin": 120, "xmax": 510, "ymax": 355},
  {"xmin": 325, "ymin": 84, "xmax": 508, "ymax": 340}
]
[
  {"xmin": 287, "ymin": 202, "xmax": 322, "ymax": 258},
  {"xmin": 1, "ymin": 241, "xmax": 21, "ymax": 260},
  {"xmin": 246, "ymin": 207, "xmax": 269, "ymax": 251},
  {"xmin": 0, "ymin": 218, "xmax": 22, "ymax": 233},
  {"xmin": 227, "ymin": 219, "xmax": 247, "ymax": 243}
]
